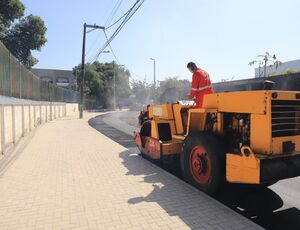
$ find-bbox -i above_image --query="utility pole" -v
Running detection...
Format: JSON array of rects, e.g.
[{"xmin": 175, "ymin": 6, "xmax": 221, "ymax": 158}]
[
  {"xmin": 80, "ymin": 23, "xmax": 105, "ymax": 119},
  {"xmin": 113, "ymin": 63, "xmax": 125, "ymax": 111},
  {"xmin": 113, "ymin": 63, "xmax": 116, "ymax": 111},
  {"xmin": 150, "ymin": 58, "xmax": 156, "ymax": 103}
]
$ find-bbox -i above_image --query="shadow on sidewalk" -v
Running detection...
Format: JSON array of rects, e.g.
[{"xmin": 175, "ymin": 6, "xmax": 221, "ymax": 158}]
[
  {"xmin": 120, "ymin": 150, "xmax": 300, "ymax": 230},
  {"xmin": 120, "ymin": 150, "xmax": 252, "ymax": 229}
]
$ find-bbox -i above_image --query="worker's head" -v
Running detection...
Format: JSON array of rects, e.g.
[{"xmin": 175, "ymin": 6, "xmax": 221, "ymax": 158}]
[{"xmin": 187, "ymin": 62, "xmax": 197, "ymax": 73}]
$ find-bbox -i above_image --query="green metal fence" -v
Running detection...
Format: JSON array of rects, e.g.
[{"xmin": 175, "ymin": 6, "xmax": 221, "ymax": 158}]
[{"xmin": 0, "ymin": 41, "xmax": 79, "ymax": 102}]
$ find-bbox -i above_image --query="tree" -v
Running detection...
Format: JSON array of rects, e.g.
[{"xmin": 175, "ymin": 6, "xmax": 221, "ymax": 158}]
[
  {"xmin": 0, "ymin": 0, "xmax": 47, "ymax": 69},
  {"xmin": 93, "ymin": 61, "xmax": 131, "ymax": 107},
  {"xmin": 249, "ymin": 52, "xmax": 282, "ymax": 78},
  {"xmin": 73, "ymin": 63, "xmax": 105, "ymax": 109},
  {"xmin": 131, "ymin": 79, "xmax": 151, "ymax": 105},
  {"xmin": 156, "ymin": 77, "xmax": 191, "ymax": 103},
  {"xmin": 0, "ymin": 0, "xmax": 25, "ymax": 33},
  {"xmin": 73, "ymin": 61, "xmax": 132, "ymax": 109}
]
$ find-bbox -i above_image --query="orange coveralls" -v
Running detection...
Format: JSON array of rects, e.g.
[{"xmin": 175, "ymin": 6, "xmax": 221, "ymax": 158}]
[{"xmin": 188, "ymin": 68, "xmax": 213, "ymax": 108}]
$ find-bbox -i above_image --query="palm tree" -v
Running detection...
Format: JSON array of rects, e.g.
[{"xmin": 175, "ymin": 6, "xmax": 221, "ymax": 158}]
[{"xmin": 249, "ymin": 52, "xmax": 282, "ymax": 77}]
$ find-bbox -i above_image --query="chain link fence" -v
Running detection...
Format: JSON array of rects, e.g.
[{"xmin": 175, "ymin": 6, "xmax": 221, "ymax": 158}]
[{"xmin": 0, "ymin": 42, "xmax": 79, "ymax": 103}]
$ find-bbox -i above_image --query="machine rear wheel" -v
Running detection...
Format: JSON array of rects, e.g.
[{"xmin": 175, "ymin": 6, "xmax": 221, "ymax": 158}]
[{"xmin": 181, "ymin": 132, "xmax": 225, "ymax": 195}]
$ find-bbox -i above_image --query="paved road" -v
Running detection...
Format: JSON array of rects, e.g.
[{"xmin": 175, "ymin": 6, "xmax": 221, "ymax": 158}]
[{"xmin": 89, "ymin": 111, "xmax": 300, "ymax": 230}]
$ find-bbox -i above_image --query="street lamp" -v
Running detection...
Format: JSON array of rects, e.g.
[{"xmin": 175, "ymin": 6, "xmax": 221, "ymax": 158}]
[{"xmin": 150, "ymin": 58, "xmax": 156, "ymax": 103}]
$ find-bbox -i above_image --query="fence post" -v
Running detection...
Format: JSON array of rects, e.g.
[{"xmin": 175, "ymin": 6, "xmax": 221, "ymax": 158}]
[
  {"xmin": 9, "ymin": 53, "xmax": 12, "ymax": 97},
  {"xmin": 50, "ymin": 102, "xmax": 53, "ymax": 120},
  {"xmin": 28, "ymin": 104, "xmax": 31, "ymax": 132},
  {"xmin": 33, "ymin": 105, "xmax": 36, "ymax": 127},
  {"xmin": 22, "ymin": 104, "xmax": 25, "ymax": 137},
  {"xmin": 1, "ymin": 105, "xmax": 5, "ymax": 155},
  {"xmin": 19, "ymin": 62, "xmax": 22, "ymax": 99},
  {"xmin": 39, "ymin": 104, "xmax": 42, "ymax": 124},
  {"xmin": 45, "ymin": 104, "xmax": 47, "ymax": 122},
  {"xmin": 12, "ymin": 105, "xmax": 16, "ymax": 144},
  {"xmin": 54, "ymin": 104, "xmax": 56, "ymax": 119}
]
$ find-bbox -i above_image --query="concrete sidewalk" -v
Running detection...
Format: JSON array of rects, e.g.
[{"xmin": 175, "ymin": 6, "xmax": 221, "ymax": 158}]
[{"xmin": 0, "ymin": 113, "xmax": 261, "ymax": 230}]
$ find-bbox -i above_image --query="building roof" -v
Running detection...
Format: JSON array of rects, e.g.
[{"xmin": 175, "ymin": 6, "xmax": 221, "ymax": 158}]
[{"xmin": 32, "ymin": 68, "xmax": 75, "ymax": 79}]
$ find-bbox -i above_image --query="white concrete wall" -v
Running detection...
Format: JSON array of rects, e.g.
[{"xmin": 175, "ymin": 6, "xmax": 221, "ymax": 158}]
[
  {"xmin": 0, "ymin": 103, "xmax": 79, "ymax": 157},
  {"xmin": 66, "ymin": 103, "xmax": 79, "ymax": 117}
]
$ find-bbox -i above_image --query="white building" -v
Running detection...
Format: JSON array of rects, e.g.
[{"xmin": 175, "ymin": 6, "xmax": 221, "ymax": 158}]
[{"xmin": 255, "ymin": 59, "xmax": 300, "ymax": 78}]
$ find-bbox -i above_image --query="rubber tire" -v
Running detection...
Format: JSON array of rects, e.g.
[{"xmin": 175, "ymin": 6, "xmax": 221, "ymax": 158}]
[{"xmin": 180, "ymin": 132, "xmax": 225, "ymax": 195}]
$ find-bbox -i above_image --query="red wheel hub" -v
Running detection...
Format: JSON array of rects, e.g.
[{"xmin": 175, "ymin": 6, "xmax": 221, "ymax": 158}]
[{"xmin": 189, "ymin": 145, "xmax": 211, "ymax": 184}]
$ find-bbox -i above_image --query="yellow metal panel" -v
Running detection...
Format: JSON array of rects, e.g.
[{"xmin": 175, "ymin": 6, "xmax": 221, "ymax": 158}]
[
  {"xmin": 203, "ymin": 93, "xmax": 218, "ymax": 109},
  {"xmin": 226, "ymin": 147, "xmax": 260, "ymax": 184},
  {"xmin": 270, "ymin": 91, "xmax": 300, "ymax": 100},
  {"xmin": 217, "ymin": 113, "xmax": 223, "ymax": 133},
  {"xmin": 153, "ymin": 106, "xmax": 163, "ymax": 116},
  {"xmin": 204, "ymin": 91, "xmax": 268, "ymax": 114},
  {"xmin": 172, "ymin": 104, "xmax": 184, "ymax": 134},
  {"xmin": 186, "ymin": 108, "xmax": 218, "ymax": 134},
  {"xmin": 272, "ymin": 136, "xmax": 300, "ymax": 154},
  {"xmin": 250, "ymin": 114, "xmax": 272, "ymax": 154},
  {"xmin": 187, "ymin": 110, "xmax": 205, "ymax": 134},
  {"xmin": 161, "ymin": 142, "xmax": 182, "ymax": 156},
  {"xmin": 151, "ymin": 120, "xmax": 159, "ymax": 139},
  {"xmin": 149, "ymin": 104, "xmax": 174, "ymax": 120},
  {"xmin": 172, "ymin": 134, "xmax": 186, "ymax": 141}
]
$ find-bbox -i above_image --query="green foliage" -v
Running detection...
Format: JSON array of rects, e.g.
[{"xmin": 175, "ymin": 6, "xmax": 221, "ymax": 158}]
[
  {"xmin": 249, "ymin": 52, "xmax": 282, "ymax": 78},
  {"xmin": 0, "ymin": 0, "xmax": 25, "ymax": 33},
  {"xmin": 74, "ymin": 62, "xmax": 194, "ymax": 108},
  {"xmin": 0, "ymin": 0, "xmax": 47, "ymax": 69},
  {"xmin": 156, "ymin": 77, "xmax": 191, "ymax": 104},
  {"xmin": 282, "ymin": 68, "xmax": 299, "ymax": 75},
  {"xmin": 74, "ymin": 61, "xmax": 131, "ymax": 108},
  {"xmin": 268, "ymin": 72, "xmax": 277, "ymax": 77},
  {"xmin": 131, "ymin": 79, "xmax": 151, "ymax": 104}
]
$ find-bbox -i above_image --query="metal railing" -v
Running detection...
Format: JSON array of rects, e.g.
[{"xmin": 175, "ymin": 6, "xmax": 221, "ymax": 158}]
[{"xmin": 0, "ymin": 41, "xmax": 79, "ymax": 103}]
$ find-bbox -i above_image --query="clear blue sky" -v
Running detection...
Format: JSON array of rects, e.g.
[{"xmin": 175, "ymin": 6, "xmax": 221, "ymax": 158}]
[{"xmin": 23, "ymin": 0, "xmax": 300, "ymax": 83}]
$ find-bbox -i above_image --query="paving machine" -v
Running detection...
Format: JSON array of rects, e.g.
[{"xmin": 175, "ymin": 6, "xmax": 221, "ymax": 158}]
[{"xmin": 134, "ymin": 90, "xmax": 300, "ymax": 194}]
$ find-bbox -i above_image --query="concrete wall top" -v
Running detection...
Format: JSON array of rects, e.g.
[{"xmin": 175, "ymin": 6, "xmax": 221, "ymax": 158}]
[{"xmin": 0, "ymin": 95, "xmax": 66, "ymax": 105}]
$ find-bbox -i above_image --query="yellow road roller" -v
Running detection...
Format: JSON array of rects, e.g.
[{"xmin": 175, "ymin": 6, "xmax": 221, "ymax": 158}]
[{"xmin": 134, "ymin": 90, "xmax": 300, "ymax": 194}]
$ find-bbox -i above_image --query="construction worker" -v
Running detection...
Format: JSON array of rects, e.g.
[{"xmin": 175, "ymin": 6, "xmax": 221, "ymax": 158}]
[{"xmin": 187, "ymin": 62, "xmax": 213, "ymax": 108}]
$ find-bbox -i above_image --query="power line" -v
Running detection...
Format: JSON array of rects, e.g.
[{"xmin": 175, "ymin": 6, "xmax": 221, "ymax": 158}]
[
  {"xmin": 105, "ymin": 0, "xmax": 123, "ymax": 26},
  {"xmin": 103, "ymin": 29, "xmax": 144, "ymax": 80},
  {"xmin": 85, "ymin": 30, "xmax": 103, "ymax": 57},
  {"xmin": 106, "ymin": 9, "xmax": 129, "ymax": 30},
  {"xmin": 103, "ymin": 30, "xmax": 121, "ymax": 64},
  {"xmin": 86, "ymin": 0, "xmax": 124, "ymax": 60},
  {"xmin": 89, "ymin": 0, "xmax": 145, "ymax": 63}
]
